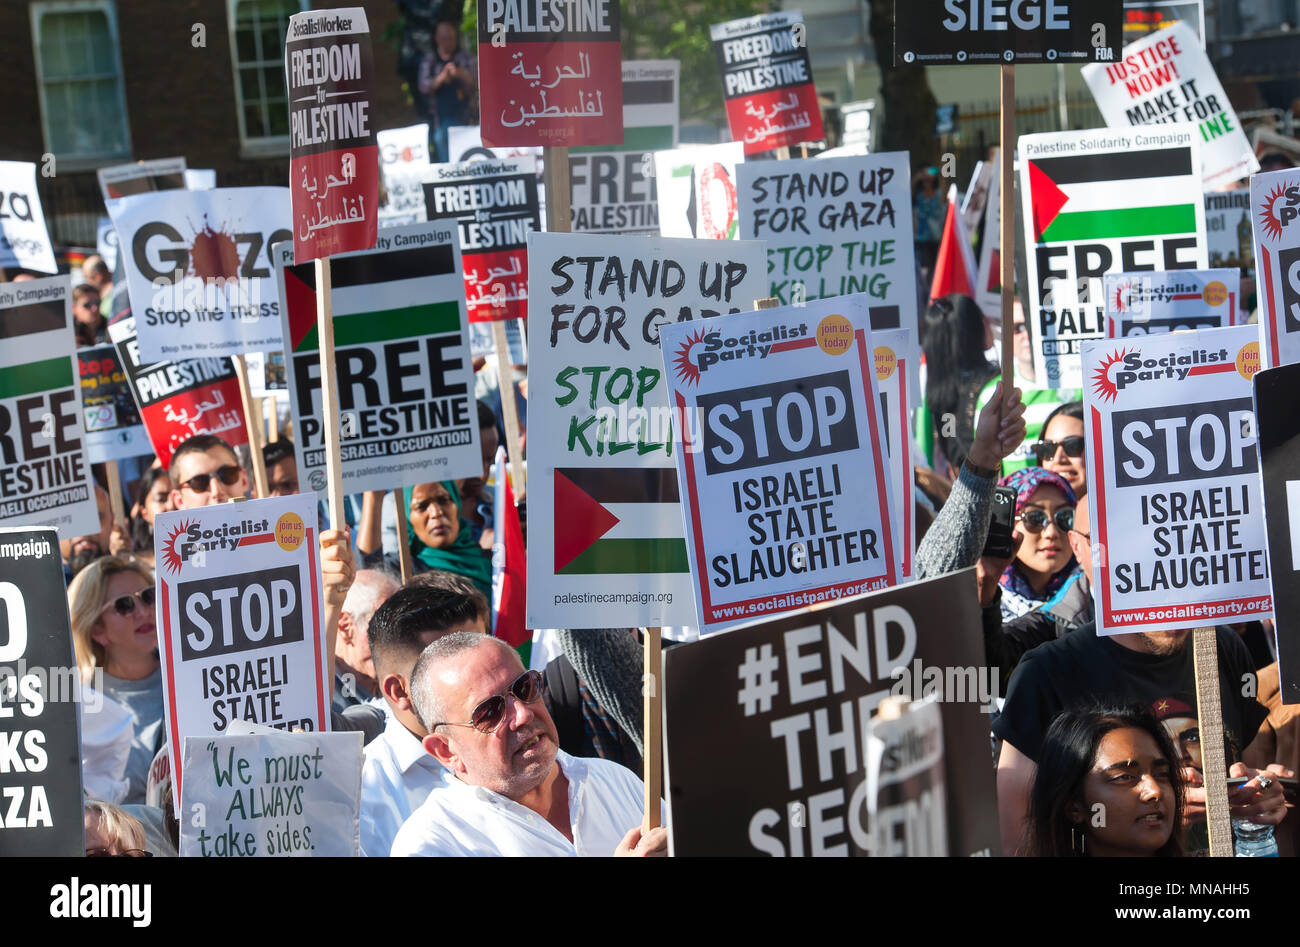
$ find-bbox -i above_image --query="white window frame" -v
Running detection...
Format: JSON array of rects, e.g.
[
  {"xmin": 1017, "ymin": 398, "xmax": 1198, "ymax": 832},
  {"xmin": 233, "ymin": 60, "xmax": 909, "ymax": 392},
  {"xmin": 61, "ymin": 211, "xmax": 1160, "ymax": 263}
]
[
  {"xmin": 227, "ymin": 0, "xmax": 307, "ymax": 159},
  {"xmin": 30, "ymin": 0, "xmax": 133, "ymax": 171}
]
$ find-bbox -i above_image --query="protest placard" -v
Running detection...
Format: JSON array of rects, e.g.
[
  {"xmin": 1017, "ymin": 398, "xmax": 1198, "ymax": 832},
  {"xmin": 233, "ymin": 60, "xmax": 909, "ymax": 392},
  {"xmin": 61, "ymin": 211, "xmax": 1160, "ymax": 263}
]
[
  {"xmin": 109, "ymin": 314, "xmax": 248, "ymax": 469},
  {"xmin": 447, "ymin": 126, "xmax": 543, "ymax": 170},
  {"xmin": 1204, "ymin": 190, "xmax": 1252, "ymax": 273},
  {"xmin": 476, "ymin": 0, "xmax": 623, "ymax": 148},
  {"xmin": 0, "ymin": 527, "xmax": 83, "ymax": 855},
  {"xmin": 711, "ymin": 11, "xmax": 824, "ymax": 155},
  {"xmin": 1081, "ymin": 23, "xmax": 1258, "ymax": 188},
  {"xmin": 179, "ymin": 730, "xmax": 362, "ymax": 857},
  {"xmin": 659, "ymin": 298, "xmax": 897, "ymax": 634},
  {"xmin": 865, "ymin": 698, "xmax": 948, "ymax": 856},
  {"xmin": 1020, "ymin": 127, "xmax": 1207, "ymax": 389},
  {"xmin": 77, "ymin": 344, "xmax": 150, "ymax": 463},
  {"xmin": 1253, "ymin": 361, "xmax": 1300, "ymax": 704},
  {"xmin": 655, "ymin": 142, "xmax": 744, "ymax": 241},
  {"xmin": 0, "ymin": 278, "xmax": 99, "ymax": 536},
  {"xmin": 154, "ymin": 493, "xmax": 330, "ymax": 814},
  {"xmin": 97, "ymin": 157, "xmax": 187, "ymax": 201},
  {"xmin": 873, "ymin": 328, "xmax": 915, "ymax": 580},
  {"xmin": 738, "ymin": 153, "xmax": 917, "ymax": 335},
  {"xmin": 840, "ymin": 100, "xmax": 874, "ymax": 153},
  {"xmin": 0, "ymin": 161, "xmax": 56, "ymax": 274},
  {"xmin": 662, "ymin": 567, "xmax": 999, "ymax": 856},
  {"xmin": 570, "ymin": 60, "xmax": 679, "ymax": 236},
  {"xmin": 974, "ymin": 150, "xmax": 1003, "ymax": 320},
  {"xmin": 1103, "ymin": 268, "xmax": 1239, "ymax": 337},
  {"xmin": 1123, "ymin": 0, "xmax": 1205, "ymax": 45},
  {"xmin": 275, "ymin": 222, "xmax": 480, "ymax": 495},
  {"xmin": 286, "ymin": 6, "xmax": 378, "ymax": 263},
  {"xmin": 377, "ymin": 124, "xmax": 430, "ymax": 228},
  {"xmin": 469, "ymin": 318, "xmax": 527, "ymax": 366},
  {"xmin": 527, "ymin": 232, "xmax": 766, "ymax": 629},
  {"xmin": 1251, "ymin": 167, "xmax": 1300, "ymax": 369},
  {"xmin": 186, "ymin": 169, "xmax": 217, "ymax": 190},
  {"xmin": 244, "ymin": 351, "xmax": 287, "ymax": 397},
  {"xmin": 96, "ymin": 217, "xmax": 119, "ymax": 274},
  {"xmin": 894, "ymin": 0, "xmax": 1122, "ymax": 65},
  {"xmin": 1083, "ymin": 325, "xmax": 1270, "ymax": 633},
  {"xmin": 422, "ymin": 158, "xmax": 540, "ymax": 323},
  {"xmin": 106, "ymin": 186, "xmax": 292, "ymax": 362}
]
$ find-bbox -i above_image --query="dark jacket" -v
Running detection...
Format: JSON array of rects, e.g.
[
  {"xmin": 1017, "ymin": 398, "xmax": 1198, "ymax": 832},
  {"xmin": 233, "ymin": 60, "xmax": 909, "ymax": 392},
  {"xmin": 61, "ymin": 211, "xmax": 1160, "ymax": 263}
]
[{"xmin": 984, "ymin": 571, "xmax": 1094, "ymax": 692}]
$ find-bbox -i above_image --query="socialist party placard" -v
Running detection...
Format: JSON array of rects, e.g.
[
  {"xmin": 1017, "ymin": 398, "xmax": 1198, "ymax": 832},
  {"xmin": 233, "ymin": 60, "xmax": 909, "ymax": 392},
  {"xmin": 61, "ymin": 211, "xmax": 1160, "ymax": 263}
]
[
  {"xmin": 1021, "ymin": 127, "xmax": 1207, "ymax": 389},
  {"xmin": 711, "ymin": 11, "xmax": 824, "ymax": 156},
  {"xmin": 421, "ymin": 158, "xmax": 540, "ymax": 323},
  {"xmin": 894, "ymin": 0, "xmax": 1122, "ymax": 65},
  {"xmin": 97, "ymin": 157, "xmax": 187, "ymax": 201},
  {"xmin": 286, "ymin": 7, "xmax": 379, "ymax": 263},
  {"xmin": 107, "ymin": 186, "xmax": 292, "ymax": 362},
  {"xmin": 663, "ymin": 568, "xmax": 999, "ymax": 856},
  {"xmin": 109, "ymin": 315, "xmax": 249, "ymax": 470},
  {"xmin": 656, "ymin": 142, "xmax": 744, "ymax": 241},
  {"xmin": 659, "ymin": 300, "xmax": 897, "ymax": 635},
  {"xmin": 0, "ymin": 528, "xmax": 83, "ymax": 856},
  {"xmin": 477, "ymin": 0, "xmax": 623, "ymax": 148},
  {"xmin": 1083, "ymin": 325, "xmax": 1270, "ymax": 634},
  {"xmin": 1103, "ymin": 268, "xmax": 1239, "ymax": 337},
  {"xmin": 1082, "ymin": 23, "xmax": 1259, "ymax": 189},
  {"xmin": 0, "ymin": 277, "xmax": 99, "ymax": 536},
  {"xmin": 154, "ymin": 493, "xmax": 330, "ymax": 817},
  {"xmin": 0, "ymin": 161, "xmax": 56, "ymax": 274},
  {"xmin": 527, "ymin": 232, "xmax": 767, "ymax": 629},
  {"xmin": 1252, "ymin": 168, "xmax": 1300, "ymax": 369},
  {"xmin": 78, "ymin": 343, "xmax": 151, "ymax": 463},
  {"xmin": 275, "ymin": 222, "xmax": 481, "ymax": 495},
  {"xmin": 873, "ymin": 328, "xmax": 915, "ymax": 581}
]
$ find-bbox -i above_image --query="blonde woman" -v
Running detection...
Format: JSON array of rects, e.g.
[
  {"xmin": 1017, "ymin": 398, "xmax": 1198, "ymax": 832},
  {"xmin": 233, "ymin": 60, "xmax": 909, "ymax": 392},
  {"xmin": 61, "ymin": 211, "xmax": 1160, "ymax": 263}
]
[
  {"xmin": 84, "ymin": 799, "xmax": 151, "ymax": 857},
  {"xmin": 70, "ymin": 556, "xmax": 163, "ymax": 805}
]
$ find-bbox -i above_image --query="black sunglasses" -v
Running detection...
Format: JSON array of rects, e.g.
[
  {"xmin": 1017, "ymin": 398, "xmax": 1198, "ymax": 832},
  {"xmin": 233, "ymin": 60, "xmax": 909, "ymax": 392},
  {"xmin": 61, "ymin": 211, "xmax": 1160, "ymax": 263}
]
[
  {"xmin": 179, "ymin": 464, "xmax": 243, "ymax": 493},
  {"xmin": 86, "ymin": 848, "xmax": 152, "ymax": 857},
  {"xmin": 1037, "ymin": 435, "xmax": 1085, "ymax": 463},
  {"xmin": 98, "ymin": 586, "xmax": 156, "ymax": 618},
  {"xmin": 435, "ymin": 669, "xmax": 547, "ymax": 734},
  {"xmin": 1017, "ymin": 508, "xmax": 1074, "ymax": 534}
]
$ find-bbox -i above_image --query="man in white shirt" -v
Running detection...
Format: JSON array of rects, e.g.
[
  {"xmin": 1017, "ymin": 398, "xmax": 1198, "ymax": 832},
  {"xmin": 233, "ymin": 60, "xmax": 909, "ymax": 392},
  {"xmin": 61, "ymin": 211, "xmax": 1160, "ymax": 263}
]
[
  {"xmin": 359, "ymin": 573, "xmax": 489, "ymax": 857},
  {"xmin": 391, "ymin": 632, "xmax": 667, "ymax": 857}
]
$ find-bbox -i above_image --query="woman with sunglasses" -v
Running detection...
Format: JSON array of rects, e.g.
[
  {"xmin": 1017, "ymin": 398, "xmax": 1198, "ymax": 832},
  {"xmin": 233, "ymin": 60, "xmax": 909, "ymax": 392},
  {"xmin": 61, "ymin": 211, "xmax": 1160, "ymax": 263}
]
[
  {"xmin": 996, "ymin": 467, "xmax": 1080, "ymax": 622},
  {"xmin": 70, "ymin": 556, "xmax": 163, "ymax": 804},
  {"xmin": 1037, "ymin": 401, "xmax": 1086, "ymax": 498},
  {"xmin": 84, "ymin": 799, "xmax": 152, "ymax": 857}
]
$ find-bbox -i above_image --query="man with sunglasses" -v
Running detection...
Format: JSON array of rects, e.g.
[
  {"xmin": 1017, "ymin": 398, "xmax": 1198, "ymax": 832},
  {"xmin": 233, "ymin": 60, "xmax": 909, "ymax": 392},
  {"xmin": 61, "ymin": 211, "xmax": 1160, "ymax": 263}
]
[
  {"xmin": 168, "ymin": 434, "xmax": 250, "ymax": 508},
  {"xmin": 392, "ymin": 632, "xmax": 666, "ymax": 856}
]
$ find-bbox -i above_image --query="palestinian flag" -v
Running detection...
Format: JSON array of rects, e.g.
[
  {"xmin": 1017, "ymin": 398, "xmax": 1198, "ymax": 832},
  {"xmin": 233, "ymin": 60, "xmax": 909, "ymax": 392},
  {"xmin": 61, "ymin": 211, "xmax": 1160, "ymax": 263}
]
[
  {"xmin": 492, "ymin": 447, "xmax": 529, "ymax": 649},
  {"xmin": 553, "ymin": 466, "xmax": 688, "ymax": 575},
  {"xmin": 1027, "ymin": 148, "xmax": 1200, "ymax": 245}
]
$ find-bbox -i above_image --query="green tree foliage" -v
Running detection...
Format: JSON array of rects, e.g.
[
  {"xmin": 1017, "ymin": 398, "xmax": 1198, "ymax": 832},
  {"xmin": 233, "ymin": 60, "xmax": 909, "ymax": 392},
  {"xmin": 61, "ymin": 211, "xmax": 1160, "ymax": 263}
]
[{"xmin": 865, "ymin": 0, "xmax": 938, "ymax": 164}]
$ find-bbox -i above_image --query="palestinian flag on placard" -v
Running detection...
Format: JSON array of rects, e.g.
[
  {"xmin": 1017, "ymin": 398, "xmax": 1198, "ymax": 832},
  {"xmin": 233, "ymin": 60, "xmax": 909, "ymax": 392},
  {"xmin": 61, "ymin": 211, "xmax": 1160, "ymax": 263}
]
[
  {"xmin": 282, "ymin": 243, "xmax": 460, "ymax": 352},
  {"xmin": 1027, "ymin": 147, "xmax": 1199, "ymax": 245},
  {"xmin": 492, "ymin": 447, "xmax": 529, "ymax": 649},
  {"xmin": 553, "ymin": 466, "xmax": 688, "ymax": 575},
  {"xmin": 568, "ymin": 64, "xmax": 677, "ymax": 158}
]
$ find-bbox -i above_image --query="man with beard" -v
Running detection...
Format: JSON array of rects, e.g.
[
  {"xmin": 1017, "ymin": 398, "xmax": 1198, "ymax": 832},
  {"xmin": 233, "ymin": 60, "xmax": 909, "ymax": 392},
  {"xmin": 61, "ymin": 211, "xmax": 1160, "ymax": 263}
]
[
  {"xmin": 391, "ymin": 633, "xmax": 666, "ymax": 856},
  {"xmin": 61, "ymin": 484, "xmax": 128, "ymax": 580}
]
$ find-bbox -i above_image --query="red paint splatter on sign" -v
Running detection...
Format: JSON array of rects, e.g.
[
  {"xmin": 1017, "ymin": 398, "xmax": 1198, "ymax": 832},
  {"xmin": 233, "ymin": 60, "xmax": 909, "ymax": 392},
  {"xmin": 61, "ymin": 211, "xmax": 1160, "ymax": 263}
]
[{"xmin": 188, "ymin": 218, "xmax": 240, "ymax": 280}]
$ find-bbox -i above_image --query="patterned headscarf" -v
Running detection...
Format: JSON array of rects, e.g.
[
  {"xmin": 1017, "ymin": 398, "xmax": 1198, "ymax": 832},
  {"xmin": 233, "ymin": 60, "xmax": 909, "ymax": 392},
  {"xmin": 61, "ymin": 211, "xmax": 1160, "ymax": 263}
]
[{"xmin": 997, "ymin": 466, "xmax": 1079, "ymax": 612}]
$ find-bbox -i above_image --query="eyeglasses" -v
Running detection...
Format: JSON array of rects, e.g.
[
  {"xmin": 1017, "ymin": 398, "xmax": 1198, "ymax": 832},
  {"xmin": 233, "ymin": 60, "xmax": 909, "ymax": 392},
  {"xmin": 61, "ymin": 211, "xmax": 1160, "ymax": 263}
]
[
  {"xmin": 98, "ymin": 586, "xmax": 156, "ymax": 618},
  {"xmin": 1036, "ymin": 436, "xmax": 1085, "ymax": 463},
  {"xmin": 85, "ymin": 848, "xmax": 152, "ymax": 857},
  {"xmin": 1070, "ymin": 528, "xmax": 1090, "ymax": 541},
  {"xmin": 1017, "ymin": 508, "xmax": 1074, "ymax": 534},
  {"xmin": 434, "ymin": 669, "xmax": 547, "ymax": 734},
  {"xmin": 178, "ymin": 465, "xmax": 243, "ymax": 493}
]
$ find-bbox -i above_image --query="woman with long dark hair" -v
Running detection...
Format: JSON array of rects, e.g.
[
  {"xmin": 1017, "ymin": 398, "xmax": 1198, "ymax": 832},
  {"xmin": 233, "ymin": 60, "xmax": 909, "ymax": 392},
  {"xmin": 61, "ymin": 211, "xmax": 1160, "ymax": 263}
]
[
  {"xmin": 128, "ymin": 468, "xmax": 173, "ymax": 569},
  {"xmin": 920, "ymin": 293, "xmax": 998, "ymax": 477},
  {"xmin": 1029, "ymin": 705, "xmax": 1184, "ymax": 857}
]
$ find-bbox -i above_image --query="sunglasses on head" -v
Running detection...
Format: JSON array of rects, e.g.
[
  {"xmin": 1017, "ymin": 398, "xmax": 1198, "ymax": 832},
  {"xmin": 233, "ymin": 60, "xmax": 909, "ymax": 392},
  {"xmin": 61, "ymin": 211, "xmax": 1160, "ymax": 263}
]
[
  {"xmin": 99, "ymin": 587, "xmax": 156, "ymax": 618},
  {"xmin": 1036, "ymin": 436, "xmax": 1085, "ymax": 463},
  {"xmin": 179, "ymin": 465, "xmax": 243, "ymax": 493},
  {"xmin": 435, "ymin": 669, "xmax": 546, "ymax": 734},
  {"xmin": 1017, "ymin": 507, "xmax": 1073, "ymax": 534},
  {"xmin": 86, "ymin": 848, "xmax": 152, "ymax": 857}
]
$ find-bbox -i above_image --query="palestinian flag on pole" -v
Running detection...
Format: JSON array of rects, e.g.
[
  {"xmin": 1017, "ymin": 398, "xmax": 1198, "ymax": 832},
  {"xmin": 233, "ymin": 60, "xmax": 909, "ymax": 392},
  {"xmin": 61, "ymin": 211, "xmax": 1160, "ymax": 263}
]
[{"xmin": 553, "ymin": 466, "xmax": 688, "ymax": 575}]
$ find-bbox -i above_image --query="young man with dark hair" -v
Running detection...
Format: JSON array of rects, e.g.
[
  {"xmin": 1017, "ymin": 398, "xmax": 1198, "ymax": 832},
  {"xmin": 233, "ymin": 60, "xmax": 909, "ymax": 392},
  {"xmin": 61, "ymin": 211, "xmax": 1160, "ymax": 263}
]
[
  {"xmin": 261, "ymin": 439, "xmax": 299, "ymax": 497},
  {"xmin": 169, "ymin": 434, "xmax": 249, "ymax": 508},
  {"xmin": 360, "ymin": 574, "xmax": 488, "ymax": 856}
]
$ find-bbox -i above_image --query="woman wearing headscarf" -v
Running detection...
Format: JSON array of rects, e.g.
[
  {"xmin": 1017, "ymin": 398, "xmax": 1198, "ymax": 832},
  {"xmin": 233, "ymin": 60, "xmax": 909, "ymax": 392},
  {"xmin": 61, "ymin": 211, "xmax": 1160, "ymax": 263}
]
[{"xmin": 997, "ymin": 466, "xmax": 1080, "ymax": 621}]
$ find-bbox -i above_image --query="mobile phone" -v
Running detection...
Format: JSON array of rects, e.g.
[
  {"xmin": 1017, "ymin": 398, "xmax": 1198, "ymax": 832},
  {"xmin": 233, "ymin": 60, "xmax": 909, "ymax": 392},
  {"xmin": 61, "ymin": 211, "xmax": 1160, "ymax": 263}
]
[
  {"xmin": 982, "ymin": 486, "xmax": 1017, "ymax": 559},
  {"xmin": 1226, "ymin": 776, "xmax": 1249, "ymax": 789}
]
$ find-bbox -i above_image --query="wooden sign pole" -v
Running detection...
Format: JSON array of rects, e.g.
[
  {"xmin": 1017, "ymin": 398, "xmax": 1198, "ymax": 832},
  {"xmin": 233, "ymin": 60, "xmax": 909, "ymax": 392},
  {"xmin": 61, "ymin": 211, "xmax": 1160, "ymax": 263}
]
[
  {"xmin": 314, "ymin": 258, "xmax": 346, "ymax": 531},
  {"xmin": 232, "ymin": 353, "xmax": 268, "ymax": 497},
  {"xmin": 493, "ymin": 319, "xmax": 527, "ymax": 498},
  {"xmin": 104, "ymin": 459, "xmax": 125, "ymax": 524},
  {"xmin": 265, "ymin": 397, "xmax": 278, "ymax": 443},
  {"xmin": 1192, "ymin": 626, "xmax": 1234, "ymax": 856},
  {"xmin": 642, "ymin": 626, "xmax": 662, "ymax": 832},
  {"xmin": 392, "ymin": 488, "xmax": 413, "ymax": 584},
  {"xmin": 998, "ymin": 64, "xmax": 1015, "ymax": 390}
]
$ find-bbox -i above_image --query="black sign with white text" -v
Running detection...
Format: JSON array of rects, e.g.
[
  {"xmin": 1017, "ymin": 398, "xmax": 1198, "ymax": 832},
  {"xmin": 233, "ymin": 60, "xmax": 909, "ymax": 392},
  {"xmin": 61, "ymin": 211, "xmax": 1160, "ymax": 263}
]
[{"xmin": 894, "ymin": 0, "xmax": 1123, "ymax": 65}]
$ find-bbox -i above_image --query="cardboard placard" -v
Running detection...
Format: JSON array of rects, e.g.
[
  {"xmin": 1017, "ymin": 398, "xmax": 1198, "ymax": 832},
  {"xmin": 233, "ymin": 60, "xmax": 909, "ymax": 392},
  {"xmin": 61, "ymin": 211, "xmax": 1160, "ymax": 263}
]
[
  {"xmin": 1082, "ymin": 23, "xmax": 1259, "ymax": 188},
  {"xmin": 77, "ymin": 343, "xmax": 151, "ymax": 462},
  {"xmin": 0, "ymin": 527, "xmax": 83, "ymax": 856},
  {"xmin": 865, "ymin": 698, "xmax": 947, "ymax": 856},
  {"xmin": 1020, "ymin": 126, "xmax": 1207, "ymax": 389},
  {"xmin": 873, "ymin": 328, "xmax": 915, "ymax": 581},
  {"xmin": 1251, "ymin": 167, "xmax": 1300, "ymax": 369},
  {"xmin": 1083, "ymin": 325, "xmax": 1270, "ymax": 633},
  {"xmin": 526, "ymin": 231, "xmax": 767, "ymax": 629},
  {"xmin": 0, "ymin": 277, "xmax": 99, "ymax": 536},
  {"xmin": 0, "ymin": 161, "xmax": 56, "ymax": 274},
  {"xmin": 663, "ymin": 568, "xmax": 999, "ymax": 856},
  {"xmin": 377, "ymin": 123, "xmax": 430, "ymax": 228},
  {"xmin": 154, "ymin": 493, "xmax": 330, "ymax": 816},
  {"xmin": 476, "ymin": 0, "xmax": 623, "ymax": 148},
  {"xmin": 1103, "ymin": 268, "xmax": 1239, "ymax": 337},
  {"xmin": 421, "ymin": 157, "xmax": 540, "ymax": 323},
  {"xmin": 1204, "ymin": 190, "xmax": 1252, "ymax": 274},
  {"xmin": 179, "ymin": 730, "xmax": 363, "ymax": 857},
  {"xmin": 106, "ymin": 186, "xmax": 292, "ymax": 362},
  {"xmin": 275, "ymin": 222, "xmax": 481, "ymax": 495},
  {"xmin": 655, "ymin": 142, "xmax": 744, "ymax": 241},
  {"xmin": 894, "ymin": 0, "xmax": 1123, "ymax": 65},
  {"xmin": 659, "ymin": 299, "xmax": 897, "ymax": 635},
  {"xmin": 1123, "ymin": 0, "xmax": 1205, "ymax": 46},
  {"xmin": 286, "ymin": 6, "xmax": 379, "ymax": 263},
  {"xmin": 711, "ymin": 11, "xmax": 824, "ymax": 155},
  {"xmin": 96, "ymin": 157, "xmax": 186, "ymax": 201}
]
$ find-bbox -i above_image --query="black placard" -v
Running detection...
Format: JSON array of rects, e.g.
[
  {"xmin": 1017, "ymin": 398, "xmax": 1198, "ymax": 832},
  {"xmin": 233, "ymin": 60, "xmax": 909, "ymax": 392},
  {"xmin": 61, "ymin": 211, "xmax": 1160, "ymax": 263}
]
[{"xmin": 893, "ymin": 0, "xmax": 1123, "ymax": 66}]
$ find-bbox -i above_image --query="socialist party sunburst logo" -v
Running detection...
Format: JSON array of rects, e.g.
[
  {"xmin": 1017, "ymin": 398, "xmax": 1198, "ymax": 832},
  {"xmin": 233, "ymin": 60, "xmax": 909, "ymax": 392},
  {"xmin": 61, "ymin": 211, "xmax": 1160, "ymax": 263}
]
[
  {"xmin": 160, "ymin": 519, "xmax": 197, "ymax": 574},
  {"xmin": 1091, "ymin": 347, "xmax": 1133, "ymax": 403},
  {"xmin": 1258, "ymin": 178, "xmax": 1300, "ymax": 242}
]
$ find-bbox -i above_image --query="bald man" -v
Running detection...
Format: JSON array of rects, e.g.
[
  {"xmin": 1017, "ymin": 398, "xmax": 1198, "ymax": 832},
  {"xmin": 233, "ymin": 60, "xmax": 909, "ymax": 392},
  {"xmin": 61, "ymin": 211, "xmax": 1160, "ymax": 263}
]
[{"xmin": 334, "ymin": 569, "xmax": 401, "ymax": 710}]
